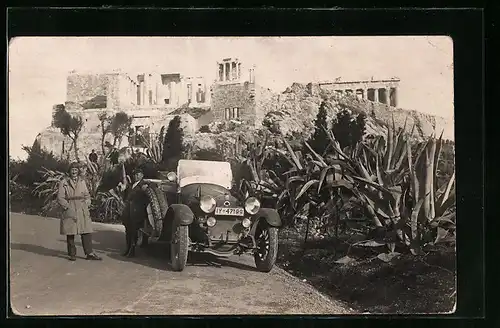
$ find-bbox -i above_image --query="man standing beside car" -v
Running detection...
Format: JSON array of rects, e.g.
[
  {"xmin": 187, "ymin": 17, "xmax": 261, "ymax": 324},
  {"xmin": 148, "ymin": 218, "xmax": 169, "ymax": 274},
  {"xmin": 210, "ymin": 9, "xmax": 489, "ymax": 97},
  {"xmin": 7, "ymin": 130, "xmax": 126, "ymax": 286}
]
[
  {"xmin": 57, "ymin": 162, "xmax": 102, "ymax": 261},
  {"xmin": 118, "ymin": 167, "xmax": 149, "ymax": 257}
]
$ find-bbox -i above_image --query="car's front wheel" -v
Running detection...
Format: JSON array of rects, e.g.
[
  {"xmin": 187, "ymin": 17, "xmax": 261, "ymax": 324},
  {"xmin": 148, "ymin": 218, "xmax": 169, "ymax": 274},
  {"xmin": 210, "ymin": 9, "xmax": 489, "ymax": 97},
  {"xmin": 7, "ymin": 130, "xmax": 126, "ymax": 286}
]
[
  {"xmin": 170, "ymin": 224, "xmax": 189, "ymax": 271},
  {"xmin": 254, "ymin": 222, "xmax": 278, "ymax": 272}
]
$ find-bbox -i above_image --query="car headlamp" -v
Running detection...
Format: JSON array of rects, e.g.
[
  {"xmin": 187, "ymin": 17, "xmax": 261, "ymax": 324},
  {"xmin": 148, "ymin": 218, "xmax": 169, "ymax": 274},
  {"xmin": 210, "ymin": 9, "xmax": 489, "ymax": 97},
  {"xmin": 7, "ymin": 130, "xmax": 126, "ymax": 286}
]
[
  {"xmin": 244, "ymin": 197, "xmax": 261, "ymax": 215},
  {"xmin": 200, "ymin": 195, "xmax": 216, "ymax": 213},
  {"xmin": 207, "ymin": 217, "xmax": 217, "ymax": 227},
  {"xmin": 242, "ymin": 218, "xmax": 251, "ymax": 228},
  {"xmin": 166, "ymin": 172, "xmax": 177, "ymax": 182}
]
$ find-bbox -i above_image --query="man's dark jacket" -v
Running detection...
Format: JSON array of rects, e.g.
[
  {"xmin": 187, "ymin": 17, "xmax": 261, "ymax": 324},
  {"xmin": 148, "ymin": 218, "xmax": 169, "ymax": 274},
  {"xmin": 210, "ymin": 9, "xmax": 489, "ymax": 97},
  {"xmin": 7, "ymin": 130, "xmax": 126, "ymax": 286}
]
[{"xmin": 122, "ymin": 179, "xmax": 149, "ymax": 229}]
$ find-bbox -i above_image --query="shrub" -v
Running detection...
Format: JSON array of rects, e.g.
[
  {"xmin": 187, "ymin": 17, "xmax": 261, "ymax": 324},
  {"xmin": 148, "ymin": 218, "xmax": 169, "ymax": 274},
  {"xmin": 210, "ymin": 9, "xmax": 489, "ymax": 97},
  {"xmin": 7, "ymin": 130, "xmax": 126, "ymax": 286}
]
[{"xmin": 332, "ymin": 108, "xmax": 366, "ymax": 149}]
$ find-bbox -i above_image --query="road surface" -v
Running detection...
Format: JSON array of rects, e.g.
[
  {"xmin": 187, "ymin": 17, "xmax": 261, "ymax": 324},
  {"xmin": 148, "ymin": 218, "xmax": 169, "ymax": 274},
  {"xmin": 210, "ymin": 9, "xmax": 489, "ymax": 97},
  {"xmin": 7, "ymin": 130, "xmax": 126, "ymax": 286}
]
[{"xmin": 9, "ymin": 213, "xmax": 352, "ymax": 316}]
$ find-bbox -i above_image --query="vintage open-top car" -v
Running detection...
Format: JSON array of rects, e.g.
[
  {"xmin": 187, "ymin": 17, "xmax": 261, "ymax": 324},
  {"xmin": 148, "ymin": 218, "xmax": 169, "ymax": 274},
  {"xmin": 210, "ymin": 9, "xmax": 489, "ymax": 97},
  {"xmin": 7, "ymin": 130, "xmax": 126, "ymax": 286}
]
[{"xmin": 138, "ymin": 159, "xmax": 281, "ymax": 272}]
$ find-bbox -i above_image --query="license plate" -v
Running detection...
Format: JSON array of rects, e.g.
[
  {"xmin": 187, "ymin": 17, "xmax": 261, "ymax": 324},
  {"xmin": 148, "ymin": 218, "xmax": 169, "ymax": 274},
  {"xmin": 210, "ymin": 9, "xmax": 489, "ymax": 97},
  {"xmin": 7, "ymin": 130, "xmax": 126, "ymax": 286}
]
[{"xmin": 215, "ymin": 207, "xmax": 245, "ymax": 216}]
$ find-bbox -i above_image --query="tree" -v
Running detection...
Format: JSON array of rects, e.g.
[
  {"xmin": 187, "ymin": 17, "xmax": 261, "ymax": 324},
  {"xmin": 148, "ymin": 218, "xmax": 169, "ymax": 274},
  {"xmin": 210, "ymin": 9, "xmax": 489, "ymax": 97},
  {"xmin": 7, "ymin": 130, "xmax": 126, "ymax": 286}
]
[
  {"xmin": 331, "ymin": 109, "xmax": 367, "ymax": 149},
  {"xmin": 162, "ymin": 115, "xmax": 184, "ymax": 170},
  {"xmin": 109, "ymin": 112, "xmax": 133, "ymax": 148},
  {"xmin": 199, "ymin": 125, "xmax": 211, "ymax": 133},
  {"xmin": 52, "ymin": 104, "xmax": 83, "ymax": 161},
  {"xmin": 308, "ymin": 101, "xmax": 329, "ymax": 155},
  {"xmin": 98, "ymin": 112, "xmax": 111, "ymax": 156},
  {"xmin": 98, "ymin": 111, "xmax": 133, "ymax": 157},
  {"xmin": 351, "ymin": 112, "xmax": 367, "ymax": 146}
]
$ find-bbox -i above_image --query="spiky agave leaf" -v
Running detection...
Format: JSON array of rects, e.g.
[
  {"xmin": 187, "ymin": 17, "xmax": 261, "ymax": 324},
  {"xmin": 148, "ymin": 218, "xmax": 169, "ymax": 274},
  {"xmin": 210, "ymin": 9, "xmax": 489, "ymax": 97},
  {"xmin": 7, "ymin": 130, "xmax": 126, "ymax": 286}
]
[
  {"xmin": 282, "ymin": 137, "xmax": 303, "ymax": 170},
  {"xmin": 303, "ymin": 141, "xmax": 328, "ymax": 167},
  {"xmin": 295, "ymin": 179, "xmax": 320, "ymax": 201}
]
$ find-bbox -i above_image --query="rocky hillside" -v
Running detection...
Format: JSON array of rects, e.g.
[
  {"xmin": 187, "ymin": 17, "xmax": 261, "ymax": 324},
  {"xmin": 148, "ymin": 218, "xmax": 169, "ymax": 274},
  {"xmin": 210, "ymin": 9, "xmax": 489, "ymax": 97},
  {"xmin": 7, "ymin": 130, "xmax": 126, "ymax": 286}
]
[
  {"xmin": 264, "ymin": 82, "xmax": 454, "ymax": 141},
  {"xmin": 184, "ymin": 82, "xmax": 453, "ymax": 156}
]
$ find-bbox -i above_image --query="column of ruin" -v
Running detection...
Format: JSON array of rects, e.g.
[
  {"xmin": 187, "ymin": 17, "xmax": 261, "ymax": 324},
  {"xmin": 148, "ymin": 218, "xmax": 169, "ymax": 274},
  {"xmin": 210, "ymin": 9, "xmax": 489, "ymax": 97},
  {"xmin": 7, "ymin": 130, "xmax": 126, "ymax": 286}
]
[
  {"xmin": 385, "ymin": 87, "xmax": 391, "ymax": 105},
  {"xmin": 238, "ymin": 63, "xmax": 241, "ymax": 79},
  {"xmin": 392, "ymin": 87, "xmax": 398, "ymax": 107},
  {"xmin": 139, "ymin": 81, "xmax": 144, "ymax": 106},
  {"xmin": 374, "ymin": 88, "xmax": 379, "ymax": 103},
  {"xmin": 222, "ymin": 64, "xmax": 226, "ymax": 82},
  {"xmin": 143, "ymin": 75, "xmax": 149, "ymax": 106}
]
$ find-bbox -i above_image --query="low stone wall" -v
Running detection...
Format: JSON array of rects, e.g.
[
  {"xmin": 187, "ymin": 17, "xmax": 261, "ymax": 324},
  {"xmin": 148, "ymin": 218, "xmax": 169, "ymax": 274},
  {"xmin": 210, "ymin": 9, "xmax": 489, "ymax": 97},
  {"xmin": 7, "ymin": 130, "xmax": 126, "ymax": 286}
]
[{"xmin": 36, "ymin": 129, "xmax": 122, "ymax": 161}]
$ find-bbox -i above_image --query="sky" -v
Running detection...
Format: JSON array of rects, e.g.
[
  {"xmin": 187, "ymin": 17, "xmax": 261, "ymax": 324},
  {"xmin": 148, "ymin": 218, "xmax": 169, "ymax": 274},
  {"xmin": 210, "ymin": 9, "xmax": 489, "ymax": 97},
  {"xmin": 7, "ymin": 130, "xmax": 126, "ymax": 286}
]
[{"xmin": 8, "ymin": 36, "xmax": 454, "ymax": 160}]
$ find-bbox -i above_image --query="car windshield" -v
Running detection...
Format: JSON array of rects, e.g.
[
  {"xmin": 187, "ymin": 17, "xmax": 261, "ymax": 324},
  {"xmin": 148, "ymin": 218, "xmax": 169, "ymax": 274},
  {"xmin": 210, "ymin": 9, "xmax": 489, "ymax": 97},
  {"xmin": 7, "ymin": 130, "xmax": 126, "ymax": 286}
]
[{"xmin": 177, "ymin": 159, "xmax": 233, "ymax": 189}]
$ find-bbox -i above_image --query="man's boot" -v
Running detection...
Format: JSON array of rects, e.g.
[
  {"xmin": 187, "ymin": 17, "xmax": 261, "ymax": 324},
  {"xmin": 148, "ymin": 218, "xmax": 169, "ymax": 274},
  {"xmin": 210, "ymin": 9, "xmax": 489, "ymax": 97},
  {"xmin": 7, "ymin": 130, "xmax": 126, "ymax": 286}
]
[{"xmin": 127, "ymin": 245, "xmax": 136, "ymax": 257}]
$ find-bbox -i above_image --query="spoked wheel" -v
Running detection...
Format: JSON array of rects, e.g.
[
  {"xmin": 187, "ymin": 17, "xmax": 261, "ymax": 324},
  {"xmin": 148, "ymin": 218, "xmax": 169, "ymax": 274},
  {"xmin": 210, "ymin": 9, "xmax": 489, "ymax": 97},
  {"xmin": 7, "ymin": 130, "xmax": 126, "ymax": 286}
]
[
  {"xmin": 170, "ymin": 224, "xmax": 189, "ymax": 271},
  {"xmin": 254, "ymin": 222, "xmax": 278, "ymax": 272}
]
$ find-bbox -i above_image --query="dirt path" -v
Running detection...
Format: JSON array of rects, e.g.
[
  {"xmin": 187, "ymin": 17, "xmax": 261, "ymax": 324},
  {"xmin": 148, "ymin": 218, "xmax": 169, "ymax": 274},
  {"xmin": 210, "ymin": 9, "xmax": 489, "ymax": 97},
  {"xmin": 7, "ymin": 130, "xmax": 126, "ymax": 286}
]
[{"xmin": 9, "ymin": 213, "xmax": 353, "ymax": 316}]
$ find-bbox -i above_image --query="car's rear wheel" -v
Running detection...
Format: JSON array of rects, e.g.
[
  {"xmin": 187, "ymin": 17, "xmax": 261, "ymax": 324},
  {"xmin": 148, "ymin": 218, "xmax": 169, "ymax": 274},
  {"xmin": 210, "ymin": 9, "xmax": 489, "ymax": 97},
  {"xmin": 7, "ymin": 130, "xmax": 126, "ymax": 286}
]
[
  {"xmin": 254, "ymin": 222, "xmax": 278, "ymax": 272},
  {"xmin": 170, "ymin": 224, "xmax": 189, "ymax": 271}
]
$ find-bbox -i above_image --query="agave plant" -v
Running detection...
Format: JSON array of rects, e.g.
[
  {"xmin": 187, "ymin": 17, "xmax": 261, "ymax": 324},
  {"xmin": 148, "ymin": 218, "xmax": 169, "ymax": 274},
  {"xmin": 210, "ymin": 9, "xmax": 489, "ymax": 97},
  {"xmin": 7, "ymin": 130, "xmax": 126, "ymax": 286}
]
[
  {"xmin": 93, "ymin": 189, "xmax": 126, "ymax": 222},
  {"xmin": 338, "ymin": 115, "xmax": 456, "ymax": 254},
  {"xmin": 32, "ymin": 167, "xmax": 67, "ymax": 215},
  {"xmin": 142, "ymin": 126, "xmax": 165, "ymax": 164},
  {"xmin": 406, "ymin": 135, "xmax": 456, "ymax": 253}
]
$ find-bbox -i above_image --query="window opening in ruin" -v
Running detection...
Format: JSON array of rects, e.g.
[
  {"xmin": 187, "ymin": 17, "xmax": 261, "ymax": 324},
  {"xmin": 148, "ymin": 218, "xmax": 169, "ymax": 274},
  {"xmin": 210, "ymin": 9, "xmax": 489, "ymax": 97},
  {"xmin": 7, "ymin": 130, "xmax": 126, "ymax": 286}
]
[
  {"xmin": 225, "ymin": 63, "xmax": 231, "ymax": 81},
  {"xmin": 164, "ymin": 99, "xmax": 170, "ymax": 105},
  {"xmin": 197, "ymin": 84, "xmax": 205, "ymax": 103},
  {"xmin": 137, "ymin": 85, "xmax": 141, "ymax": 105},
  {"xmin": 378, "ymin": 89, "xmax": 387, "ymax": 104},
  {"xmin": 232, "ymin": 107, "xmax": 240, "ymax": 119},
  {"xmin": 232, "ymin": 62, "xmax": 237, "ymax": 80},
  {"xmin": 367, "ymin": 89, "xmax": 375, "ymax": 101}
]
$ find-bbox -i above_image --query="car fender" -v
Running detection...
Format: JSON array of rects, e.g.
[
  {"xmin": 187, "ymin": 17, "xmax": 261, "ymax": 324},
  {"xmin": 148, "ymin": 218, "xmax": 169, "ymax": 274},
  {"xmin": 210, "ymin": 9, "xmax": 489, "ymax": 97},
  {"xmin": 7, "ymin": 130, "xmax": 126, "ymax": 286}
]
[
  {"xmin": 250, "ymin": 208, "xmax": 282, "ymax": 235},
  {"xmin": 167, "ymin": 204, "xmax": 194, "ymax": 226},
  {"xmin": 159, "ymin": 204, "xmax": 194, "ymax": 242}
]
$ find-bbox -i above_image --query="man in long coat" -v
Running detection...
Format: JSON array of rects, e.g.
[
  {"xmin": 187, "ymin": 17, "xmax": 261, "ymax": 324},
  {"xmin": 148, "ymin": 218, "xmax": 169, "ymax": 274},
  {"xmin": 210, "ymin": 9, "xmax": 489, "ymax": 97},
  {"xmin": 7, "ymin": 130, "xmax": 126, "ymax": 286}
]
[
  {"xmin": 57, "ymin": 162, "xmax": 102, "ymax": 261},
  {"xmin": 119, "ymin": 167, "xmax": 150, "ymax": 257}
]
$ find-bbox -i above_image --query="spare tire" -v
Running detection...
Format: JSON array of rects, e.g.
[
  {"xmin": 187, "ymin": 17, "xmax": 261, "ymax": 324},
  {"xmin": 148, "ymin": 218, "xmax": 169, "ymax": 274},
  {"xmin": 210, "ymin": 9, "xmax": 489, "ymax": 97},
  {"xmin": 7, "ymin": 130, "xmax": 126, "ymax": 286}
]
[
  {"xmin": 145, "ymin": 185, "xmax": 163, "ymax": 235},
  {"xmin": 152, "ymin": 185, "xmax": 168, "ymax": 218}
]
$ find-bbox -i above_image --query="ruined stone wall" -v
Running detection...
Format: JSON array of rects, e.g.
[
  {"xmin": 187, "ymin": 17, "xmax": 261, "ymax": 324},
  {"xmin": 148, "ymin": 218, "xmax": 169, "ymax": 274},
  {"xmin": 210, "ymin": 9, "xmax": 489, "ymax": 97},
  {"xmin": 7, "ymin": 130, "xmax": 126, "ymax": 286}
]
[
  {"xmin": 36, "ymin": 128, "xmax": 122, "ymax": 161},
  {"xmin": 67, "ymin": 74, "xmax": 109, "ymax": 104},
  {"xmin": 211, "ymin": 82, "xmax": 256, "ymax": 125},
  {"xmin": 66, "ymin": 73, "xmax": 122, "ymax": 109},
  {"xmin": 37, "ymin": 110, "xmax": 198, "ymax": 161}
]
